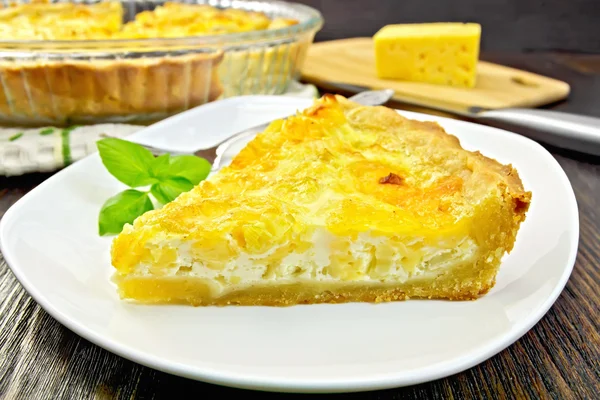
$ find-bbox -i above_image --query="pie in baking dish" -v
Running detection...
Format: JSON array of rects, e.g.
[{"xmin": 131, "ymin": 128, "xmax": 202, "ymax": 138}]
[
  {"xmin": 0, "ymin": 1, "xmax": 302, "ymax": 124},
  {"xmin": 110, "ymin": 94, "xmax": 532, "ymax": 306}
]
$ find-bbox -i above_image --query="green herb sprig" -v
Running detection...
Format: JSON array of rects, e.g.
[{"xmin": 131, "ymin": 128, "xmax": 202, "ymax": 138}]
[{"xmin": 96, "ymin": 137, "xmax": 211, "ymax": 236}]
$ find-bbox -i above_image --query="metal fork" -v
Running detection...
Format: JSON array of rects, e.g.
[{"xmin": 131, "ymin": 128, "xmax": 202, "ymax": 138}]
[{"xmin": 134, "ymin": 89, "xmax": 395, "ymax": 171}]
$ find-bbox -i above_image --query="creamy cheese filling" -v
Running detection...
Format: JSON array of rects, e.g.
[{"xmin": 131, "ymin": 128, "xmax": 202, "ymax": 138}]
[{"xmin": 131, "ymin": 229, "xmax": 479, "ymax": 292}]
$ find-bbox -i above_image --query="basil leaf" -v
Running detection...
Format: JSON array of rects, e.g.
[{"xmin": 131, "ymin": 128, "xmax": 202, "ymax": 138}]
[
  {"xmin": 151, "ymin": 177, "xmax": 194, "ymax": 204},
  {"xmin": 9, "ymin": 132, "xmax": 23, "ymax": 141},
  {"xmin": 150, "ymin": 153, "xmax": 171, "ymax": 177},
  {"xmin": 98, "ymin": 189, "xmax": 153, "ymax": 236},
  {"xmin": 39, "ymin": 128, "xmax": 55, "ymax": 136},
  {"xmin": 97, "ymin": 138, "xmax": 156, "ymax": 187},
  {"xmin": 157, "ymin": 155, "xmax": 211, "ymax": 185}
]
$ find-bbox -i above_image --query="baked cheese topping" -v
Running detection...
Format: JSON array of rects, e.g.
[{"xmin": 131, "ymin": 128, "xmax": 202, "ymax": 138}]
[
  {"xmin": 0, "ymin": 1, "xmax": 298, "ymax": 40},
  {"xmin": 119, "ymin": 3, "xmax": 298, "ymax": 39},
  {"xmin": 0, "ymin": 1, "xmax": 123, "ymax": 40}
]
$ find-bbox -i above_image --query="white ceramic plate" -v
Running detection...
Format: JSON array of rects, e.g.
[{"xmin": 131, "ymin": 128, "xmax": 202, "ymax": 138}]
[{"xmin": 0, "ymin": 95, "xmax": 578, "ymax": 393}]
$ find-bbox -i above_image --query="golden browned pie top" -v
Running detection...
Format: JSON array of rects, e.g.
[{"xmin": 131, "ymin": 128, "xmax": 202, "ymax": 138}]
[
  {"xmin": 113, "ymin": 94, "xmax": 531, "ymax": 270},
  {"xmin": 0, "ymin": 0, "xmax": 298, "ymax": 40},
  {"xmin": 118, "ymin": 2, "xmax": 299, "ymax": 38},
  {"xmin": 0, "ymin": 1, "xmax": 123, "ymax": 40}
]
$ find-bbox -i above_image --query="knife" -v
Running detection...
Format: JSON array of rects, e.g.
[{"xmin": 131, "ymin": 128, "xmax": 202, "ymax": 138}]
[{"xmin": 321, "ymin": 82, "xmax": 600, "ymax": 156}]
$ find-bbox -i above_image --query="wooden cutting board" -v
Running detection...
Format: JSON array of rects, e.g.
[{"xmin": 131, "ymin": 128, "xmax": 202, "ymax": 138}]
[{"xmin": 300, "ymin": 38, "xmax": 570, "ymax": 114}]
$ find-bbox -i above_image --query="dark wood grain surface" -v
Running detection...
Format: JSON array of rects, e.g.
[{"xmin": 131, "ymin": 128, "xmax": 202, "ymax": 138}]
[
  {"xmin": 296, "ymin": 0, "xmax": 600, "ymax": 53},
  {"xmin": 1, "ymin": 53, "xmax": 599, "ymax": 399}
]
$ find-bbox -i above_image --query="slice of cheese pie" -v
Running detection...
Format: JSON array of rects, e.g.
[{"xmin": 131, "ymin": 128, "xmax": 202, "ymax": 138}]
[{"xmin": 110, "ymin": 94, "xmax": 531, "ymax": 306}]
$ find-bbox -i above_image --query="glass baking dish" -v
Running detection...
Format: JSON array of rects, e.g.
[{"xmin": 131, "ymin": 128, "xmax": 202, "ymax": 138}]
[{"xmin": 0, "ymin": 0, "xmax": 323, "ymax": 126}]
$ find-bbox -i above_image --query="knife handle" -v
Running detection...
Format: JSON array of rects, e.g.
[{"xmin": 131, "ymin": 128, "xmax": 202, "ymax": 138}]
[{"xmin": 477, "ymin": 108, "xmax": 600, "ymax": 156}]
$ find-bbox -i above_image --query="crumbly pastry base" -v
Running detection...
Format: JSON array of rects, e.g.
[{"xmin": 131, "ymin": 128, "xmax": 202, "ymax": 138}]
[
  {"xmin": 0, "ymin": 38, "xmax": 311, "ymax": 125},
  {"xmin": 0, "ymin": 52, "xmax": 224, "ymax": 125},
  {"xmin": 114, "ymin": 259, "xmax": 499, "ymax": 306}
]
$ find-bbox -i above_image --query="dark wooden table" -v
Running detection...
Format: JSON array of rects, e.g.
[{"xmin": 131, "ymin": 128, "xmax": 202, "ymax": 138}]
[{"xmin": 1, "ymin": 53, "xmax": 599, "ymax": 399}]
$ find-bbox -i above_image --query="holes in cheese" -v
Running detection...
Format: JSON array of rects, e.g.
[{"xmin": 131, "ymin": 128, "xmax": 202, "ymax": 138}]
[{"xmin": 373, "ymin": 22, "xmax": 481, "ymax": 88}]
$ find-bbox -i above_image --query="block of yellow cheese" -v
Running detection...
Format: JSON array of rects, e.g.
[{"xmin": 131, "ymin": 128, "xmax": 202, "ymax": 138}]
[{"xmin": 373, "ymin": 23, "xmax": 481, "ymax": 88}]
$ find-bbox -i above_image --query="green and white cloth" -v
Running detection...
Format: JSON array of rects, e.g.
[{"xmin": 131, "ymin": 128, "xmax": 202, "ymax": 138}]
[{"xmin": 0, "ymin": 81, "xmax": 318, "ymax": 177}]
